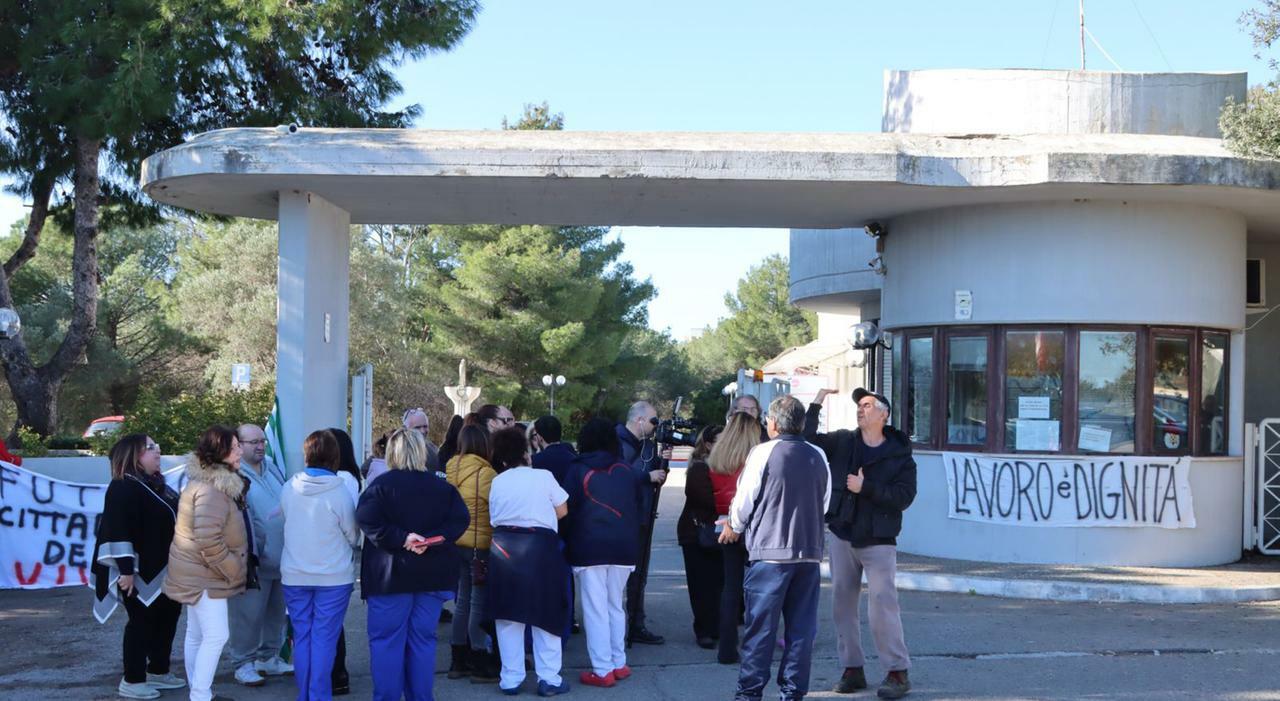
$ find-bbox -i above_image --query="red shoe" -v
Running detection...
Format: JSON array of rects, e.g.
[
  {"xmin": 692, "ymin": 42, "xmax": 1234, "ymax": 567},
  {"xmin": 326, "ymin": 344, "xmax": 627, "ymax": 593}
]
[
  {"xmin": 579, "ymin": 671, "xmax": 616, "ymax": 688},
  {"xmin": 613, "ymin": 666, "xmax": 632, "ymax": 681}
]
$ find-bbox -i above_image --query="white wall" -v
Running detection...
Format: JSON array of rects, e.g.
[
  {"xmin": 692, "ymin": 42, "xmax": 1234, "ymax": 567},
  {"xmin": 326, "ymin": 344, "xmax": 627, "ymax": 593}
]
[
  {"xmin": 881, "ymin": 201, "xmax": 1247, "ymax": 330},
  {"xmin": 20, "ymin": 456, "xmax": 189, "ymax": 485},
  {"xmin": 898, "ymin": 453, "xmax": 1245, "ymax": 566},
  {"xmin": 883, "ymin": 70, "xmax": 1246, "ymax": 138}
]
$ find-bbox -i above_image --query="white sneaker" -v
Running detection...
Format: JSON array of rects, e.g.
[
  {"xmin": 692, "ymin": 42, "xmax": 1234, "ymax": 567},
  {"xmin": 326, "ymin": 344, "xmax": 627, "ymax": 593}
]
[
  {"xmin": 255, "ymin": 656, "xmax": 294, "ymax": 676},
  {"xmin": 118, "ymin": 679, "xmax": 160, "ymax": 699},
  {"xmin": 234, "ymin": 661, "xmax": 266, "ymax": 686},
  {"xmin": 146, "ymin": 672, "xmax": 186, "ymax": 690}
]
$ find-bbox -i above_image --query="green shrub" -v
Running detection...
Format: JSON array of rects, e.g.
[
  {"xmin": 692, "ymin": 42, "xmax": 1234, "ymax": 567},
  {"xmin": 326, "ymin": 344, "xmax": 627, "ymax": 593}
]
[
  {"xmin": 16, "ymin": 426, "xmax": 49, "ymax": 457},
  {"xmin": 97, "ymin": 386, "xmax": 274, "ymax": 456}
]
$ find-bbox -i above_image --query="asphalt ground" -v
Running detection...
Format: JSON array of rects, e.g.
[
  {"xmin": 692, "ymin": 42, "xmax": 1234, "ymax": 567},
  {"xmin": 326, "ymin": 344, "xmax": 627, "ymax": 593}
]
[{"xmin": 4, "ymin": 473, "xmax": 1280, "ymax": 700}]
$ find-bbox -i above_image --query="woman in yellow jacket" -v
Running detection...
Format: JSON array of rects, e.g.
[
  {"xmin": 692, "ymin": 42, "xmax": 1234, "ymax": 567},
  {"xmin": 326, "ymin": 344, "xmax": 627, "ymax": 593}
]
[{"xmin": 446, "ymin": 424, "xmax": 499, "ymax": 683}]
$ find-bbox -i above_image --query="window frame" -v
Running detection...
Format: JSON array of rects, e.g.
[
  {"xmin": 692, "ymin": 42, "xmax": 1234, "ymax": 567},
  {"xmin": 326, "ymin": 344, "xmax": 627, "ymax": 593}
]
[
  {"xmin": 882, "ymin": 323, "xmax": 1230, "ymax": 456},
  {"xmin": 940, "ymin": 328, "xmax": 995, "ymax": 452},
  {"xmin": 902, "ymin": 329, "xmax": 940, "ymax": 448}
]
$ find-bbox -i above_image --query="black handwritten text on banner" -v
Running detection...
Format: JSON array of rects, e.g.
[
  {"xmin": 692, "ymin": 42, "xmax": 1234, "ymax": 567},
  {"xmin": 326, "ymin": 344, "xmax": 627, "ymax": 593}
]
[
  {"xmin": 0, "ymin": 462, "xmax": 105, "ymax": 588},
  {"xmin": 942, "ymin": 453, "xmax": 1195, "ymax": 529}
]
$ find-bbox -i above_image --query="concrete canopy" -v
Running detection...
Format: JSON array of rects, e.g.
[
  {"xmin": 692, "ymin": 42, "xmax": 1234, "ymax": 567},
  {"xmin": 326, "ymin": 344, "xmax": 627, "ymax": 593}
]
[{"xmin": 141, "ymin": 127, "xmax": 1280, "ymax": 238}]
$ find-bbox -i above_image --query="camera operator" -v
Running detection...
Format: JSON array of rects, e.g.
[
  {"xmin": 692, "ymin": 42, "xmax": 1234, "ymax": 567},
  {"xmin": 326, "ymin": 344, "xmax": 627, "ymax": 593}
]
[{"xmin": 615, "ymin": 401, "xmax": 670, "ymax": 646}]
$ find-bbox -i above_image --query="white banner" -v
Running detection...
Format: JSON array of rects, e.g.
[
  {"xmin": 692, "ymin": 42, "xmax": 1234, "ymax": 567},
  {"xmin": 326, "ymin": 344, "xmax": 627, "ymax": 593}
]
[
  {"xmin": 942, "ymin": 452, "xmax": 1195, "ymax": 529},
  {"xmin": 0, "ymin": 461, "xmax": 106, "ymax": 588},
  {"xmin": 0, "ymin": 461, "xmax": 189, "ymax": 589}
]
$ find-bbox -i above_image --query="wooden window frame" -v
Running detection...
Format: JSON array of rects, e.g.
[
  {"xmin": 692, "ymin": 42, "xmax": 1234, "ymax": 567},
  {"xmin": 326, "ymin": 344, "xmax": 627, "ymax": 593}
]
[
  {"xmin": 940, "ymin": 329, "xmax": 996, "ymax": 452},
  {"xmin": 884, "ymin": 323, "xmax": 1230, "ymax": 456}
]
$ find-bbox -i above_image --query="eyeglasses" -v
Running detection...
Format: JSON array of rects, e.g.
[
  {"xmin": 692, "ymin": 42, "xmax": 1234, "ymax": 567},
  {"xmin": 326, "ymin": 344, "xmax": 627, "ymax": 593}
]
[
  {"xmin": 500, "ymin": 417, "xmax": 515, "ymax": 425},
  {"xmin": 144, "ymin": 444, "xmax": 161, "ymax": 453},
  {"xmin": 241, "ymin": 439, "xmax": 267, "ymax": 446}
]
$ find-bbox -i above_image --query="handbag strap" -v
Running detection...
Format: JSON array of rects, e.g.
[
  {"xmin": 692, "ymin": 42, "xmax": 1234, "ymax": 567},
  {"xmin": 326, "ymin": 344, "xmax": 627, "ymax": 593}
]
[{"xmin": 471, "ymin": 463, "xmax": 481, "ymax": 556}]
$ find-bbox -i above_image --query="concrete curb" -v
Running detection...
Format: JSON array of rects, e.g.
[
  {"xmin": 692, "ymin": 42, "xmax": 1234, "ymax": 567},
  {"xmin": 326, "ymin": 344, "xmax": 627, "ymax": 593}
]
[{"xmin": 815, "ymin": 562, "xmax": 1280, "ymax": 604}]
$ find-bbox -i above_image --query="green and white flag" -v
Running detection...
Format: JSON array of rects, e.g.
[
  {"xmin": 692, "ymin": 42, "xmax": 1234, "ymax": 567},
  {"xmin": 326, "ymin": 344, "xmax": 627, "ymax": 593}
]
[{"xmin": 264, "ymin": 394, "xmax": 287, "ymax": 474}]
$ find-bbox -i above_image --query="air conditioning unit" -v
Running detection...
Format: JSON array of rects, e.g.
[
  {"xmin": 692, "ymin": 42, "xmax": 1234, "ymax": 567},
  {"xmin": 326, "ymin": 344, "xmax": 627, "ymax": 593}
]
[{"xmin": 1247, "ymin": 258, "xmax": 1265, "ymax": 309}]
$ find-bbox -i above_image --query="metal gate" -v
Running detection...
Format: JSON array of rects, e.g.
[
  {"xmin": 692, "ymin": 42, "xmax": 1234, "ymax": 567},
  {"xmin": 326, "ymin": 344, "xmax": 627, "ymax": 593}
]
[{"xmin": 1258, "ymin": 419, "xmax": 1280, "ymax": 554}]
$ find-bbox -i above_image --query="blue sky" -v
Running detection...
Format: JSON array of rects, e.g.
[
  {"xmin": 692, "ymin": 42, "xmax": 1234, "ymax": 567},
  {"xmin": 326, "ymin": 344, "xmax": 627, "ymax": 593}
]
[{"xmin": 0, "ymin": 0, "xmax": 1274, "ymax": 337}]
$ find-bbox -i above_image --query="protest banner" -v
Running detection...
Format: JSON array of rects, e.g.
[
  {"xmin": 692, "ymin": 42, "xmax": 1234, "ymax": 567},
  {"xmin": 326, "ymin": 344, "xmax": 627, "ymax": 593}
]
[
  {"xmin": 942, "ymin": 452, "xmax": 1195, "ymax": 529},
  {"xmin": 0, "ymin": 461, "xmax": 190, "ymax": 589}
]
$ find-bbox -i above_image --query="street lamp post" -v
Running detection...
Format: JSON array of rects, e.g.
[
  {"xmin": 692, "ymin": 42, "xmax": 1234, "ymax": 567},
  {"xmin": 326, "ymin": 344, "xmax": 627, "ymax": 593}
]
[{"xmin": 541, "ymin": 374, "xmax": 566, "ymax": 413}]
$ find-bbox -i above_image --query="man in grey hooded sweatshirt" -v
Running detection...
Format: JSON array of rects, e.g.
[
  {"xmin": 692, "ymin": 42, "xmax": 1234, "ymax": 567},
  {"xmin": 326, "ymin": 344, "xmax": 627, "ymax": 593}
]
[{"xmin": 228, "ymin": 424, "xmax": 291, "ymax": 687}]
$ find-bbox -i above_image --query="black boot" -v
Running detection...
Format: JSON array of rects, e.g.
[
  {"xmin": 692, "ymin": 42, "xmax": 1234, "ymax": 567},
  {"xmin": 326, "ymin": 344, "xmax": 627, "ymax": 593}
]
[
  {"xmin": 469, "ymin": 648, "xmax": 500, "ymax": 684},
  {"xmin": 447, "ymin": 644, "xmax": 470, "ymax": 680}
]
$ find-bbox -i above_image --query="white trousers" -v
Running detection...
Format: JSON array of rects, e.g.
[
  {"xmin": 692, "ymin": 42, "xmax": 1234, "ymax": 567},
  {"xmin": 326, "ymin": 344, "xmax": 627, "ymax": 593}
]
[
  {"xmin": 573, "ymin": 565, "xmax": 633, "ymax": 677},
  {"xmin": 496, "ymin": 619, "xmax": 563, "ymax": 689},
  {"xmin": 184, "ymin": 591, "xmax": 230, "ymax": 701}
]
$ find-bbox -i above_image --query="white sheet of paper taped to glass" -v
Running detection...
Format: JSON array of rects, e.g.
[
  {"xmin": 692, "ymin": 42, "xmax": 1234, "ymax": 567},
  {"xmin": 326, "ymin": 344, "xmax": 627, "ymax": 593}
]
[
  {"xmin": 1018, "ymin": 396, "xmax": 1051, "ymax": 419},
  {"xmin": 1078, "ymin": 425, "xmax": 1113, "ymax": 452},
  {"xmin": 1015, "ymin": 419, "xmax": 1060, "ymax": 452}
]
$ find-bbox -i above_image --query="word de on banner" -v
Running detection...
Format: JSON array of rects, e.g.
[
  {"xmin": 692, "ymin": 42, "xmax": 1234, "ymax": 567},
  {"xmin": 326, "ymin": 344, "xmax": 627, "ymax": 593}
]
[
  {"xmin": 942, "ymin": 452, "xmax": 1195, "ymax": 529},
  {"xmin": 0, "ymin": 461, "xmax": 106, "ymax": 588}
]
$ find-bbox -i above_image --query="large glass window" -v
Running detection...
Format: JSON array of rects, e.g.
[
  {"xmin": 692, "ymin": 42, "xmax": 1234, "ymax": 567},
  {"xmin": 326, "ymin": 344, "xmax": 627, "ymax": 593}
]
[
  {"xmin": 1004, "ymin": 330, "xmax": 1064, "ymax": 452},
  {"xmin": 947, "ymin": 336, "xmax": 988, "ymax": 446},
  {"xmin": 1076, "ymin": 331, "xmax": 1137, "ymax": 453},
  {"xmin": 1152, "ymin": 334, "xmax": 1191, "ymax": 455},
  {"xmin": 1200, "ymin": 332, "xmax": 1228, "ymax": 455},
  {"xmin": 883, "ymin": 324, "xmax": 1229, "ymax": 455},
  {"xmin": 906, "ymin": 336, "xmax": 934, "ymax": 443}
]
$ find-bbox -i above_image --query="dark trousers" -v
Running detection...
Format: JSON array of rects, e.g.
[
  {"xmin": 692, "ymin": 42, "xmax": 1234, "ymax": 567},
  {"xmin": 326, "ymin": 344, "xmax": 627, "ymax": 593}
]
[
  {"xmin": 734, "ymin": 562, "xmax": 821, "ymax": 701},
  {"xmin": 122, "ymin": 592, "xmax": 182, "ymax": 684},
  {"xmin": 332, "ymin": 627, "xmax": 347, "ymax": 686},
  {"xmin": 626, "ymin": 519, "xmax": 656, "ymax": 628},
  {"xmin": 719, "ymin": 541, "xmax": 747, "ymax": 661},
  {"xmin": 680, "ymin": 543, "xmax": 724, "ymax": 640}
]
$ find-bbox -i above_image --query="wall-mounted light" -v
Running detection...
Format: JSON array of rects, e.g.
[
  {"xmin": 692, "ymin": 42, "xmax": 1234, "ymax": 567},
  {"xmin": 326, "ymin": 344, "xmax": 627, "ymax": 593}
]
[{"xmin": 849, "ymin": 321, "xmax": 892, "ymax": 351}]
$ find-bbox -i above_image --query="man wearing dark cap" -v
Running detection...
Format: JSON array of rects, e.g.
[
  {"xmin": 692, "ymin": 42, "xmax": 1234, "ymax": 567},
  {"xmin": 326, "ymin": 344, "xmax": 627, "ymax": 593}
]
[{"xmin": 807, "ymin": 388, "xmax": 916, "ymax": 699}]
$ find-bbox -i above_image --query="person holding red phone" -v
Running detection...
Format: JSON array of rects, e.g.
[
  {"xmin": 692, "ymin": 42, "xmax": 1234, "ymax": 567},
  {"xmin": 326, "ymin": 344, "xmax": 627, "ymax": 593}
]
[{"xmin": 357, "ymin": 428, "xmax": 470, "ymax": 701}]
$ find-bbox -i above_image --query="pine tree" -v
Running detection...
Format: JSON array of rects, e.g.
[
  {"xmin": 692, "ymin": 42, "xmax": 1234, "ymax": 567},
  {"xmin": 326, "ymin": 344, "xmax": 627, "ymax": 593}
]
[{"xmin": 0, "ymin": 0, "xmax": 479, "ymax": 435}]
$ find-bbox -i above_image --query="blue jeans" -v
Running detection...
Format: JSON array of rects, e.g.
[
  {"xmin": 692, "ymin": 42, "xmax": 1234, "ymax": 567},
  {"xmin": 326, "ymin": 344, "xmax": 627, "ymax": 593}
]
[
  {"xmin": 367, "ymin": 591, "xmax": 453, "ymax": 701},
  {"xmin": 282, "ymin": 583, "xmax": 353, "ymax": 701},
  {"xmin": 452, "ymin": 548, "xmax": 491, "ymax": 651},
  {"xmin": 734, "ymin": 562, "xmax": 821, "ymax": 701}
]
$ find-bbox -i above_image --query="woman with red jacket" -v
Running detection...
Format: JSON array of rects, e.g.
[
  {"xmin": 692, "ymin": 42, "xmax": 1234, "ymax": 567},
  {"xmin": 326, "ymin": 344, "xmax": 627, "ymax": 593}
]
[{"xmin": 707, "ymin": 412, "xmax": 762, "ymax": 664}]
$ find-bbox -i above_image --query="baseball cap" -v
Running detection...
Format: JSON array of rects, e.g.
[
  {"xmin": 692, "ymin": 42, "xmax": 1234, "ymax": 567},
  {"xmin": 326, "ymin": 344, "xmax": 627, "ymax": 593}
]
[{"xmin": 852, "ymin": 388, "xmax": 891, "ymax": 414}]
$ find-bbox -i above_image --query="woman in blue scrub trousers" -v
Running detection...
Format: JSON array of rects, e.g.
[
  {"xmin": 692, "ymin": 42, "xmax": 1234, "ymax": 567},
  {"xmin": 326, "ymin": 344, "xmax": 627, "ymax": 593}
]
[
  {"xmin": 280, "ymin": 430, "xmax": 361, "ymax": 701},
  {"xmin": 357, "ymin": 428, "xmax": 470, "ymax": 701}
]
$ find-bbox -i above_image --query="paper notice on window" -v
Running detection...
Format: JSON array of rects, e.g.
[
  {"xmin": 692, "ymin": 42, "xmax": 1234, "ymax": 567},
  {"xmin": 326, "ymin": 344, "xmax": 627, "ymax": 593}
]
[
  {"xmin": 1015, "ymin": 419, "xmax": 1060, "ymax": 452},
  {"xmin": 1018, "ymin": 396, "xmax": 1051, "ymax": 419},
  {"xmin": 1078, "ymin": 425, "xmax": 1113, "ymax": 453}
]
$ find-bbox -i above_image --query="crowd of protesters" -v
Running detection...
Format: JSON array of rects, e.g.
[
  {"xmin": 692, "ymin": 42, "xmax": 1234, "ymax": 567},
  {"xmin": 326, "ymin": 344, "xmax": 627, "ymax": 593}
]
[{"xmin": 90, "ymin": 387, "xmax": 917, "ymax": 701}]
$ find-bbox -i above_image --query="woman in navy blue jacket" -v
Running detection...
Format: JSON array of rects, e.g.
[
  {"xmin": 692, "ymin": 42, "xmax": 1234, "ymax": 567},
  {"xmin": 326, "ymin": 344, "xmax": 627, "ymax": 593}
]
[
  {"xmin": 561, "ymin": 418, "xmax": 645, "ymax": 688},
  {"xmin": 356, "ymin": 428, "xmax": 469, "ymax": 701}
]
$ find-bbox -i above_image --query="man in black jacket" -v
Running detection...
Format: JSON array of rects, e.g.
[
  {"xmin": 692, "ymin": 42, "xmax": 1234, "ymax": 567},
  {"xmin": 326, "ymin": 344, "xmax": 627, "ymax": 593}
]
[
  {"xmin": 616, "ymin": 401, "xmax": 669, "ymax": 646},
  {"xmin": 806, "ymin": 388, "xmax": 915, "ymax": 700}
]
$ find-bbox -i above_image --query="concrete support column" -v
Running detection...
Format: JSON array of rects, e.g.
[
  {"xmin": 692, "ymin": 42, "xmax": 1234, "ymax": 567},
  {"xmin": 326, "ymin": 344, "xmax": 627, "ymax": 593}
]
[{"xmin": 276, "ymin": 191, "xmax": 351, "ymax": 475}]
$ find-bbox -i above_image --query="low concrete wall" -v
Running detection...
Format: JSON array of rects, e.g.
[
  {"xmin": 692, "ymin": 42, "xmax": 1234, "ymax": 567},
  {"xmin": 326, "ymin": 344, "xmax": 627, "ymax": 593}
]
[
  {"xmin": 20, "ymin": 456, "xmax": 190, "ymax": 485},
  {"xmin": 898, "ymin": 452, "xmax": 1245, "ymax": 567}
]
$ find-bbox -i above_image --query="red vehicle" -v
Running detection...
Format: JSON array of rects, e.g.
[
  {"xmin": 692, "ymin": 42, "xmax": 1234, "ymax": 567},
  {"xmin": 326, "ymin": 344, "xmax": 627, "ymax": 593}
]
[{"xmin": 83, "ymin": 415, "xmax": 125, "ymax": 438}]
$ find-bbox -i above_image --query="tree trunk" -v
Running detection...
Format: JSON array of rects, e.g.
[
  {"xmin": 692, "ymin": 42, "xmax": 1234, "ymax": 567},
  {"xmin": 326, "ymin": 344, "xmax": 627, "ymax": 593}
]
[{"xmin": 0, "ymin": 136, "xmax": 102, "ymax": 438}]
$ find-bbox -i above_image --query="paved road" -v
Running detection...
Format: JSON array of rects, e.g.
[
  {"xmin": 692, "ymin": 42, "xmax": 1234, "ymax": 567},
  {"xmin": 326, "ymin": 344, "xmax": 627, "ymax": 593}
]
[{"xmin": 4, "ymin": 473, "xmax": 1280, "ymax": 700}]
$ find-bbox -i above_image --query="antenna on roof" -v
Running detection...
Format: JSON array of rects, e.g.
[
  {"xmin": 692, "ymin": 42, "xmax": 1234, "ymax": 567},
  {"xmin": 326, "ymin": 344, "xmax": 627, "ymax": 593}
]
[{"xmin": 1079, "ymin": 0, "xmax": 1086, "ymax": 70}]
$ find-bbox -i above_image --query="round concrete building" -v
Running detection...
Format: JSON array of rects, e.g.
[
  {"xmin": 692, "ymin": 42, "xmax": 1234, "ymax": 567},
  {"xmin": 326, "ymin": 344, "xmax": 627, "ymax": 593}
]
[{"xmin": 790, "ymin": 69, "xmax": 1279, "ymax": 567}]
